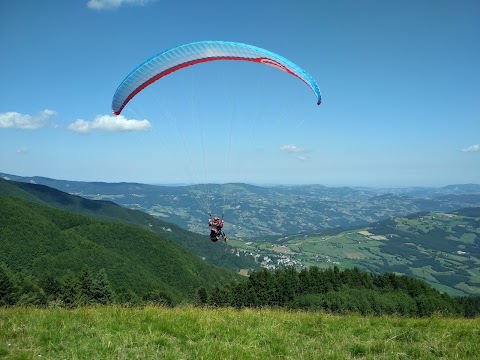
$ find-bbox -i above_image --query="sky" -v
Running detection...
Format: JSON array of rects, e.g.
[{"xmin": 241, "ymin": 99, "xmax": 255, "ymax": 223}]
[{"xmin": 1, "ymin": 0, "xmax": 479, "ymax": 187}]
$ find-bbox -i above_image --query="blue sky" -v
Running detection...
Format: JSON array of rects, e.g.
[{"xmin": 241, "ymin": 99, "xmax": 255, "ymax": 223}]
[{"xmin": 1, "ymin": 0, "xmax": 479, "ymax": 187}]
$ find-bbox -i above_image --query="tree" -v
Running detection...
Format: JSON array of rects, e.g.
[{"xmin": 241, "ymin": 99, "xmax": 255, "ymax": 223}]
[
  {"xmin": 60, "ymin": 271, "xmax": 82, "ymax": 308},
  {"xmin": 231, "ymin": 280, "xmax": 256, "ymax": 308},
  {"xmin": 0, "ymin": 263, "xmax": 17, "ymax": 306},
  {"xmin": 248, "ymin": 268, "xmax": 276, "ymax": 306},
  {"xmin": 197, "ymin": 287, "xmax": 208, "ymax": 306},
  {"xmin": 143, "ymin": 290, "xmax": 173, "ymax": 306},
  {"xmin": 208, "ymin": 285, "xmax": 233, "ymax": 307},
  {"xmin": 274, "ymin": 267, "xmax": 299, "ymax": 304},
  {"xmin": 115, "ymin": 287, "xmax": 140, "ymax": 306},
  {"xmin": 91, "ymin": 269, "xmax": 114, "ymax": 305},
  {"xmin": 13, "ymin": 272, "xmax": 46, "ymax": 306},
  {"xmin": 79, "ymin": 266, "xmax": 96, "ymax": 305},
  {"xmin": 38, "ymin": 272, "xmax": 61, "ymax": 301}
]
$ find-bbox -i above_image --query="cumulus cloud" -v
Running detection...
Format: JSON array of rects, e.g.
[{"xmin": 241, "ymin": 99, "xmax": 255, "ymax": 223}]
[
  {"xmin": 280, "ymin": 144, "xmax": 310, "ymax": 161},
  {"xmin": 87, "ymin": 0, "xmax": 151, "ymax": 10},
  {"xmin": 16, "ymin": 146, "xmax": 29, "ymax": 154},
  {"xmin": 0, "ymin": 109, "xmax": 56, "ymax": 130},
  {"xmin": 462, "ymin": 144, "xmax": 480, "ymax": 153},
  {"xmin": 280, "ymin": 144, "xmax": 305, "ymax": 153},
  {"xmin": 67, "ymin": 114, "xmax": 152, "ymax": 134}
]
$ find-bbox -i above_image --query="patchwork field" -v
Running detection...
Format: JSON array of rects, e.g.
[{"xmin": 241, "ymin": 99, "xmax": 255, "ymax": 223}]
[{"xmin": 230, "ymin": 210, "xmax": 480, "ymax": 296}]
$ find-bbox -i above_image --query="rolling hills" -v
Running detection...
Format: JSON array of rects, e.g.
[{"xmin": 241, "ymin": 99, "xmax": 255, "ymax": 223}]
[
  {"xmin": 2, "ymin": 172, "xmax": 479, "ymax": 239},
  {"xmin": 1, "ymin": 174, "xmax": 479, "ymax": 297},
  {"xmin": 229, "ymin": 208, "xmax": 480, "ymax": 296}
]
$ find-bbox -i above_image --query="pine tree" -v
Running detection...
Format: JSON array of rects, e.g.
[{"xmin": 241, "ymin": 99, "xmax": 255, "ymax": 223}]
[
  {"xmin": 38, "ymin": 272, "xmax": 61, "ymax": 301},
  {"xmin": 248, "ymin": 268, "xmax": 276, "ymax": 306},
  {"xmin": 208, "ymin": 285, "xmax": 234, "ymax": 307},
  {"xmin": 275, "ymin": 267, "xmax": 299, "ymax": 304},
  {"xmin": 79, "ymin": 266, "xmax": 95, "ymax": 305},
  {"xmin": 0, "ymin": 263, "xmax": 17, "ymax": 306},
  {"xmin": 14, "ymin": 272, "xmax": 46, "ymax": 306},
  {"xmin": 231, "ymin": 280, "xmax": 256, "ymax": 308},
  {"xmin": 60, "ymin": 271, "xmax": 82, "ymax": 308},
  {"xmin": 92, "ymin": 269, "xmax": 113, "ymax": 305},
  {"xmin": 197, "ymin": 287, "xmax": 208, "ymax": 305}
]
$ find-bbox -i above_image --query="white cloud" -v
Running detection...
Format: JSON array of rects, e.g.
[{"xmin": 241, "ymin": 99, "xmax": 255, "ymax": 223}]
[
  {"xmin": 462, "ymin": 144, "xmax": 480, "ymax": 153},
  {"xmin": 87, "ymin": 0, "xmax": 151, "ymax": 10},
  {"xmin": 280, "ymin": 144, "xmax": 305, "ymax": 153},
  {"xmin": 67, "ymin": 114, "xmax": 152, "ymax": 134},
  {"xmin": 0, "ymin": 109, "xmax": 56, "ymax": 130},
  {"xmin": 16, "ymin": 146, "xmax": 29, "ymax": 154},
  {"xmin": 280, "ymin": 144, "xmax": 310, "ymax": 161}
]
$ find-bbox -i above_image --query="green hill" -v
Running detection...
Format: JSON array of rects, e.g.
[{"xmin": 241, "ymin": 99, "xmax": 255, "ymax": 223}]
[
  {"xmin": 0, "ymin": 178, "xmax": 258, "ymax": 272},
  {"xmin": 0, "ymin": 193, "xmax": 241, "ymax": 303}
]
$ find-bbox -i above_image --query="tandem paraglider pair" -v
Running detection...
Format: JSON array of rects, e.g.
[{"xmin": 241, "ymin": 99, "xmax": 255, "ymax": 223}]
[
  {"xmin": 111, "ymin": 40, "xmax": 322, "ymax": 242},
  {"xmin": 208, "ymin": 214, "xmax": 228, "ymax": 242}
]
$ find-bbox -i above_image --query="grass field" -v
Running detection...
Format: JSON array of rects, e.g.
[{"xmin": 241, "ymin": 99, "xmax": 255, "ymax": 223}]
[{"xmin": 1, "ymin": 306, "xmax": 479, "ymax": 359}]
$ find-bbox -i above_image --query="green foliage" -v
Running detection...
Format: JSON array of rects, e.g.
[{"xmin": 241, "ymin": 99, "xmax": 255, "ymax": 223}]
[
  {"xmin": 60, "ymin": 271, "xmax": 82, "ymax": 308},
  {"xmin": 0, "ymin": 263, "xmax": 17, "ymax": 306},
  {"xmin": 196, "ymin": 287, "xmax": 208, "ymax": 305},
  {"xmin": 456, "ymin": 295, "xmax": 480, "ymax": 318},
  {"xmin": 142, "ymin": 289, "xmax": 173, "ymax": 307},
  {"xmin": 0, "ymin": 178, "xmax": 258, "ymax": 272},
  {"xmin": 207, "ymin": 266, "xmax": 478, "ymax": 317},
  {"xmin": 91, "ymin": 269, "xmax": 114, "ymax": 305},
  {"xmin": 0, "ymin": 193, "xmax": 241, "ymax": 306}
]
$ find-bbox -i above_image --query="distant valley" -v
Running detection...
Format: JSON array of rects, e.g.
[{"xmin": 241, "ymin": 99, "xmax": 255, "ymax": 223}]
[{"xmin": 229, "ymin": 208, "xmax": 480, "ymax": 296}]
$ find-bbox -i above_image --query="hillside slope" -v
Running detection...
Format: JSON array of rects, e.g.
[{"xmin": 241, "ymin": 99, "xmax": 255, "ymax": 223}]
[
  {"xmin": 0, "ymin": 194, "xmax": 241, "ymax": 302},
  {"xmin": 0, "ymin": 178, "xmax": 258, "ymax": 272}
]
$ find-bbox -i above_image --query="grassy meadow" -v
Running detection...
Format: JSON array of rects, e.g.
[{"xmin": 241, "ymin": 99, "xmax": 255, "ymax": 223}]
[{"xmin": 1, "ymin": 306, "xmax": 479, "ymax": 359}]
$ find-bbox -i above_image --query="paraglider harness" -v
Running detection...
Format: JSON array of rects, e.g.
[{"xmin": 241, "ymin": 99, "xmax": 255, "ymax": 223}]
[{"xmin": 208, "ymin": 213, "xmax": 228, "ymax": 242}]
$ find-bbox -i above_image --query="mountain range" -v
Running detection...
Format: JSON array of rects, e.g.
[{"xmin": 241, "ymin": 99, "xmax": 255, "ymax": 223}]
[{"xmin": 2, "ymin": 172, "xmax": 479, "ymax": 239}]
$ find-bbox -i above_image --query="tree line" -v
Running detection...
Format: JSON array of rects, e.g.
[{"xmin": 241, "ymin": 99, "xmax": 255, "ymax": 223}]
[
  {"xmin": 199, "ymin": 266, "xmax": 480, "ymax": 318},
  {"xmin": 0, "ymin": 263, "xmax": 173, "ymax": 308},
  {"xmin": 2, "ymin": 262, "xmax": 479, "ymax": 317}
]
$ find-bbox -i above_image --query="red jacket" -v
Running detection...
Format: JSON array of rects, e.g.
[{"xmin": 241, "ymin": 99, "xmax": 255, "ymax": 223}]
[{"xmin": 209, "ymin": 218, "xmax": 224, "ymax": 230}]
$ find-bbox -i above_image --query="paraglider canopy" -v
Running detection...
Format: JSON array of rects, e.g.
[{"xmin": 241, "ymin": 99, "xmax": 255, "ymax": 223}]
[{"xmin": 112, "ymin": 40, "xmax": 321, "ymax": 115}]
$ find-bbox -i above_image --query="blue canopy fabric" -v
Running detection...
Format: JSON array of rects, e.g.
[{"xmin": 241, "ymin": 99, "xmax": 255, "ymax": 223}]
[{"xmin": 112, "ymin": 40, "xmax": 321, "ymax": 115}]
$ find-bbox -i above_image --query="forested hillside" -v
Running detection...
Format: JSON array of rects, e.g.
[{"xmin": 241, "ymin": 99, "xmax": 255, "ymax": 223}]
[
  {"xmin": 0, "ymin": 178, "xmax": 257, "ymax": 272},
  {"xmin": 0, "ymin": 194, "xmax": 241, "ymax": 304}
]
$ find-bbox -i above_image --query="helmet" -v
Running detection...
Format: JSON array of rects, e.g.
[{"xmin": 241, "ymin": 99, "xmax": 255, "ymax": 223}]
[{"xmin": 214, "ymin": 216, "xmax": 219, "ymax": 221}]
